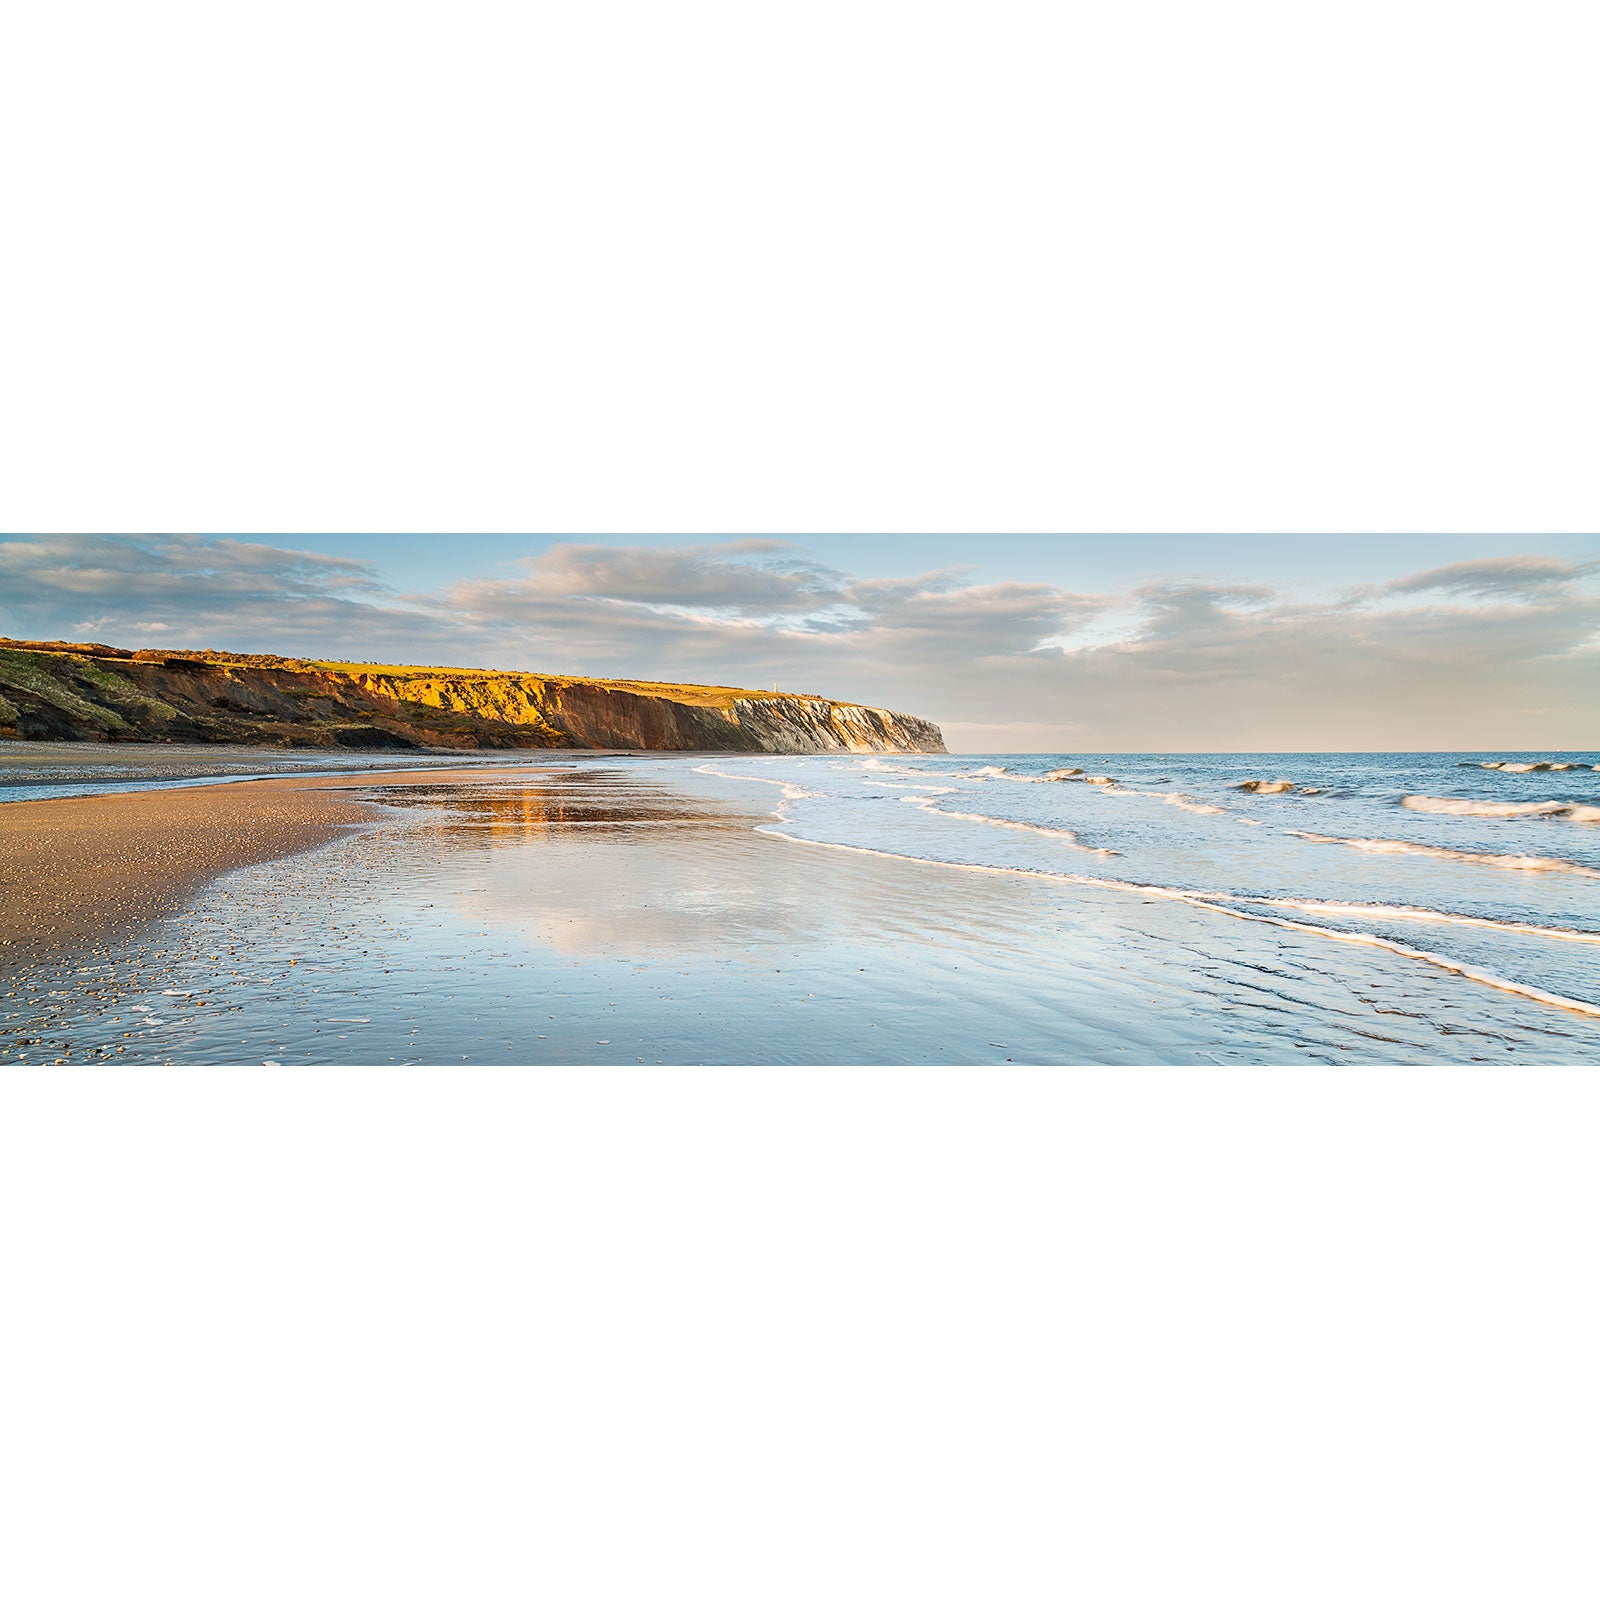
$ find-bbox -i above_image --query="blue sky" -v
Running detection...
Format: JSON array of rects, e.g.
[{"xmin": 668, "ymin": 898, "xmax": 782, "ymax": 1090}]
[
  {"xmin": 254, "ymin": 532, "xmax": 1600, "ymax": 597},
  {"xmin": 3, "ymin": 534, "xmax": 1598, "ymax": 750}
]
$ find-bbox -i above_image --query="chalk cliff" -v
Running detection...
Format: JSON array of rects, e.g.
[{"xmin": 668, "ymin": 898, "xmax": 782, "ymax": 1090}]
[{"xmin": 0, "ymin": 641, "xmax": 947, "ymax": 754}]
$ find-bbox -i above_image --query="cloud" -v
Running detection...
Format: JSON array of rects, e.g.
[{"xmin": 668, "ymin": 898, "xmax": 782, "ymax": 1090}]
[
  {"xmin": 495, "ymin": 541, "xmax": 849, "ymax": 613},
  {"xmin": 1384, "ymin": 555, "xmax": 1600, "ymax": 599},
  {"xmin": 0, "ymin": 533, "xmax": 381, "ymax": 603},
  {"xmin": 1040, "ymin": 583, "xmax": 1600, "ymax": 748},
  {"xmin": 0, "ymin": 534, "xmax": 457, "ymax": 659},
  {"xmin": 2, "ymin": 535, "xmax": 1597, "ymax": 749}
]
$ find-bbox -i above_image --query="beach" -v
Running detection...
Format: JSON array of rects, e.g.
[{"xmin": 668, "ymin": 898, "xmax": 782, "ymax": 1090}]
[
  {"xmin": 0, "ymin": 761, "xmax": 578, "ymax": 963},
  {"xmin": 5, "ymin": 746, "xmax": 1598, "ymax": 1064}
]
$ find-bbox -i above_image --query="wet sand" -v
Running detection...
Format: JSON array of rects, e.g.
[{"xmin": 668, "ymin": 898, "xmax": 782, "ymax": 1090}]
[
  {"xmin": 7, "ymin": 758, "xmax": 1597, "ymax": 1065},
  {"xmin": 0, "ymin": 765, "xmax": 568, "ymax": 965}
]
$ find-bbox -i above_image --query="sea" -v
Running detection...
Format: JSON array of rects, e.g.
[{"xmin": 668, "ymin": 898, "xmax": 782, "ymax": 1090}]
[
  {"xmin": 5, "ymin": 748, "xmax": 1598, "ymax": 1064},
  {"xmin": 716, "ymin": 749, "xmax": 1600, "ymax": 1018}
]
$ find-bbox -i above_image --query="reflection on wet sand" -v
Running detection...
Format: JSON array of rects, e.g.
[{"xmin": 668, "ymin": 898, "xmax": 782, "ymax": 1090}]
[
  {"xmin": 360, "ymin": 770, "xmax": 735, "ymax": 841},
  {"xmin": 9, "ymin": 762, "xmax": 1595, "ymax": 1066}
]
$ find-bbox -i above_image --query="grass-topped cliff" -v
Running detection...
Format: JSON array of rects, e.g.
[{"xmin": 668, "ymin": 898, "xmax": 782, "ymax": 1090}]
[{"xmin": 0, "ymin": 640, "xmax": 946, "ymax": 754}]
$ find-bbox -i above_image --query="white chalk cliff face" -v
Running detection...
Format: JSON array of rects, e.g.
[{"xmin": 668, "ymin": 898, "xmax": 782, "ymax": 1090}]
[
  {"xmin": 0, "ymin": 641, "xmax": 947, "ymax": 754},
  {"xmin": 717, "ymin": 696, "xmax": 945, "ymax": 754}
]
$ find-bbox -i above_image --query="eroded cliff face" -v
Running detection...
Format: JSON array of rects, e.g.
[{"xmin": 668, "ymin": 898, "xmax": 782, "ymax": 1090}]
[{"xmin": 0, "ymin": 642, "xmax": 947, "ymax": 754}]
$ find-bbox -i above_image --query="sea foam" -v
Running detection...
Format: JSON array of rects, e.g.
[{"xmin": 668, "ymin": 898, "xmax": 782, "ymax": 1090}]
[
  {"xmin": 1401, "ymin": 795, "xmax": 1600, "ymax": 824},
  {"xmin": 754, "ymin": 827, "xmax": 1600, "ymax": 1017},
  {"xmin": 1098, "ymin": 787, "xmax": 1224, "ymax": 815},
  {"xmin": 909, "ymin": 796, "xmax": 1116, "ymax": 854},
  {"xmin": 1291, "ymin": 830, "xmax": 1600, "ymax": 877}
]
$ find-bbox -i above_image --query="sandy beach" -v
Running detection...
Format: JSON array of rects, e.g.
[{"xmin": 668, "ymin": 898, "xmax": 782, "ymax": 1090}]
[{"xmin": 0, "ymin": 763, "xmax": 570, "ymax": 965}]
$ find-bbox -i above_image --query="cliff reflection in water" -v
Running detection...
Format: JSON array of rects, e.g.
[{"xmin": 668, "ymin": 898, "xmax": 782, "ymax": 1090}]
[
  {"xmin": 342, "ymin": 765, "xmax": 931, "ymax": 963},
  {"xmin": 355, "ymin": 768, "xmax": 750, "ymax": 844}
]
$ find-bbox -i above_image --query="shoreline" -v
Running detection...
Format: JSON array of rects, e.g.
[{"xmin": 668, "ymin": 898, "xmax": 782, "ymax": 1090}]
[
  {"xmin": 5, "ymin": 754, "xmax": 1597, "ymax": 1064},
  {"xmin": 0, "ymin": 741, "xmax": 767, "ymax": 798},
  {"xmin": 1, "ymin": 763, "xmax": 573, "ymax": 966}
]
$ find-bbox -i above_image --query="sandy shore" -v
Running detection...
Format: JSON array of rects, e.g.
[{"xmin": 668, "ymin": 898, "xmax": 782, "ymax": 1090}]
[{"xmin": 0, "ymin": 765, "xmax": 567, "ymax": 965}]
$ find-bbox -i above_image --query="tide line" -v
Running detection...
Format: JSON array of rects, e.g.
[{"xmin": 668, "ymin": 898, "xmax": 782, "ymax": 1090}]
[{"xmin": 753, "ymin": 826, "xmax": 1600, "ymax": 1019}]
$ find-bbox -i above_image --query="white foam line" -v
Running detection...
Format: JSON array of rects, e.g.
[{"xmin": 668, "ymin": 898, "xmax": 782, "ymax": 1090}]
[
  {"xmin": 1232, "ymin": 896, "xmax": 1600, "ymax": 944},
  {"xmin": 902, "ymin": 795, "xmax": 1116, "ymax": 855},
  {"xmin": 860, "ymin": 767, "xmax": 1113, "ymax": 851},
  {"xmin": 1192, "ymin": 902, "xmax": 1600, "ymax": 1019},
  {"xmin": 863, "ymin": 760, "xmax": 1121, "ymax": 787},
  {"xmin": 1483, "ymin": 761, "xmax": 1597, "ymax": 772},
  {"xmin": 693, "ymin": 765, "xmax": 823, "ymax": 804},
  {"xmin": 1402, "ymin": 795, "xmax": 1600, "ymax": 824},
  {"xmin": 1292, "ymin": 830, "xmax": 1600, "ymax": 878},
  {"xmin": 753, "ymin": 828, "xmax": 1600, "ymax": 1019},
  {"xmin": 858, "ymin": 758, "xmax": 950, "ymax": 780},
  {"xmin": 1098, "ymin": 786, "xmax": 1225, "ymax": 815}
]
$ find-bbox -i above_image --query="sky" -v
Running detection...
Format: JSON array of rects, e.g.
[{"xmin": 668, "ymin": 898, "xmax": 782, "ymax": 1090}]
[{"xmin": 3, "ymin": 533, "xmax": 1598, "ymax": 752}]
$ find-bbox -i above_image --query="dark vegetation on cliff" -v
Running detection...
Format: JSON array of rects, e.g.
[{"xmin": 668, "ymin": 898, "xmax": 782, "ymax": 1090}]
[{"xmin": 0, "ymin": 640, "xmax": 947, "ymax": 754}]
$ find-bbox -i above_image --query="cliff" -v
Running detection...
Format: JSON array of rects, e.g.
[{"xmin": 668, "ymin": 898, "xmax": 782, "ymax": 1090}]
[{"xmin": 0, "ymin": 640, "xmax": 946, "ymax": 754}]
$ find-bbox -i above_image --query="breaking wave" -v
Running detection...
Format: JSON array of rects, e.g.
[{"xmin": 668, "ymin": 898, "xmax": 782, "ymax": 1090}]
[
  {"xmin": 1097, "ymin": 787, "xmax": 1224, "ymax": 815},
  {"xmin": 898, "ymin": 762, "xmax": 1129, "ymax": 788},
  {"xmin": 963, "ymin": 764, "xmax": 1084, "ymax": 784},
  {"xmin": 1401, "ymin": 795, "xmax": 1600, "ymax": 825},
  {"xmin": 1479, "ymin": 761, "xmax": 1597, "ymax": 772},
  {"xmin": 1292, "ymin": 830, "xmax": 1600, "ymax": 877}
]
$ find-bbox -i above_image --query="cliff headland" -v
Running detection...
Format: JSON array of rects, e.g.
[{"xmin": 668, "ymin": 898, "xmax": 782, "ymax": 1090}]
[{"xmin": 0, "ymin": 640, "xmax": 946, "ymax": 754}]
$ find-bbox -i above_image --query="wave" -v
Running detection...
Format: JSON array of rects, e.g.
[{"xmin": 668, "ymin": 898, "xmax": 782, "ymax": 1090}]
[
  {"xmin": 1291, "ymin": 830, "xmax": 1600, "ymax": 877},
  {"xmin": 916, "ymin": 762, "xmax": 1123, "ymax": 787},
  {"xmin": 754, "ymin": 828, "xmax": 1600, "ymax": 1018},
  {"xmin": 1230, "ymin": 894, "xmax": 1600, "ymax": 944},
  {"xmin": 1189, "ymin": 904, "xmax": 1600, "ymax": 1017},
  {"xmin": 723, "ymin": 762, "xmax": 1114, "ymax": 854},
  {"xmin": 1401, "ymin": 795, "xmax": 1600, "ymax": 824},
  {"xmin": 856, "ymin": 758, "xmax": 951, "ymax": 781},
  {"xmin": 1162, "ymin": 793, "xmax": 1226, "ymax": 814},
  {"xmin": 1097, "ymin": 786, "xmax": 1224, "ymax": 815},
  {"xmin": 1480, "ymin": 761, "xmax": 1597, "ymax": 772},
  {"xmin": 692, "ymin": 766, "xmax": 823, "ymax": 805},
  {"xmin": 907, "ymin": 796, "xmax": 1116, "ymax": 854},
  {"xmin": 964, "ymin": 764, "xmax": 1075, "ymax": 784},
  {"xmin": 1150, "ymin": 792, "xmax": 1224, "ymax": 815},
  {"xmin": 866, "ymin": 760, "xmax": 1150, "ymax": 788}
]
